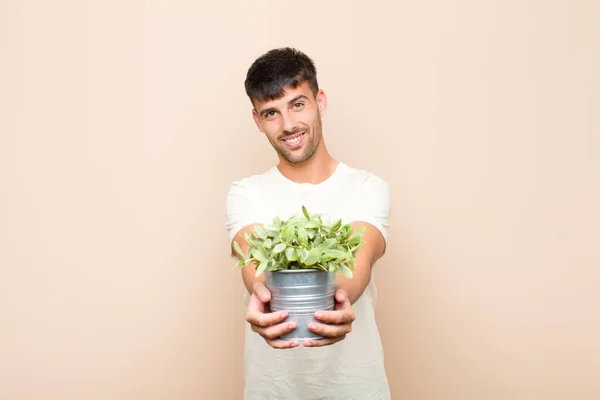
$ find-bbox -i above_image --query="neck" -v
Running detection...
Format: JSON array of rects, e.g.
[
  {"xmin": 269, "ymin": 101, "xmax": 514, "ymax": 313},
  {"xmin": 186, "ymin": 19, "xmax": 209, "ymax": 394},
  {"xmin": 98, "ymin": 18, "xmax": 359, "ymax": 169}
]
[{"xmin": 277, "ymin": 143, "xmax": 338, "ymax": 184}]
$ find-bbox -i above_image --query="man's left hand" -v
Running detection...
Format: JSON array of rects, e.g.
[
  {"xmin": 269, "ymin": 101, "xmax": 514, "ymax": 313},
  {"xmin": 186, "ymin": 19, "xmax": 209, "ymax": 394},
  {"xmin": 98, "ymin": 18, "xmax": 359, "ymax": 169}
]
[{"xmin": 305, "ymin": 288, "xmax": 355, "ymax": 347}]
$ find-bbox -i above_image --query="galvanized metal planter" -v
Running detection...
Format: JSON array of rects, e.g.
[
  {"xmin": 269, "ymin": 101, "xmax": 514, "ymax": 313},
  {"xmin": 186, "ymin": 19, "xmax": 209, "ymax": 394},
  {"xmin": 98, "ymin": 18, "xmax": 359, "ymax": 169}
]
[{"xmin": 264, "ymin": 269, "xmax": 336, "ymax": 341}]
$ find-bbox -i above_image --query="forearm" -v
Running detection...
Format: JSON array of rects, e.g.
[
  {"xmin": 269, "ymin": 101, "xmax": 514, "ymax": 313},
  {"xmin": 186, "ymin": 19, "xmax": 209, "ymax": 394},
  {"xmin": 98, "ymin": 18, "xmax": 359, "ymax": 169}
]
[
  {"xmin": 335, "ymin": 222, "xmax": 385, "ymax": 304},
  {"xmin": 336, "ymin": 268, "xmax": 372, "ymax": 304},
  {"xmin": 241, "ymin": 263, "xmax": 264, "ymax": 294}
]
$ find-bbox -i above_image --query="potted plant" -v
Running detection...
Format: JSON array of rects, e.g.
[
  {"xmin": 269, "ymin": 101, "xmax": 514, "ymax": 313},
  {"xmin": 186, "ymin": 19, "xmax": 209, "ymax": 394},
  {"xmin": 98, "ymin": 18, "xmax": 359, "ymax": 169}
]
[{"xmin": 233, "ymin": 206, "xmax": 366, "ymax": 340}]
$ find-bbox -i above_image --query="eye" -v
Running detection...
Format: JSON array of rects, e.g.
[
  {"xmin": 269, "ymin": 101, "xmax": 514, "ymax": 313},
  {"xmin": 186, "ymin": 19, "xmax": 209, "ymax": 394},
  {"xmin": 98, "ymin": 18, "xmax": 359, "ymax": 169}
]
[
  {"xmin": 293, "ymin": 102, "xmax": 305, "ymax": 110},
  {"xmin": 264, "ymin": 111, "xmax": 277, "ymax": 120}
]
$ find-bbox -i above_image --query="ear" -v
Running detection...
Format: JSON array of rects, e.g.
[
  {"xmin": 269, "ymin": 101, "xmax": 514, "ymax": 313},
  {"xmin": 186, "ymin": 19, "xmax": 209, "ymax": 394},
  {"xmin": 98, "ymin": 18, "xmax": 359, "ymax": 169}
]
[
  {"xmin": 251, "ymin": 108, "xmax": 264, "ymax": 132},
  {"xmin": 316, "ymin": 89, "xmax": 328, "ymax": 117}
]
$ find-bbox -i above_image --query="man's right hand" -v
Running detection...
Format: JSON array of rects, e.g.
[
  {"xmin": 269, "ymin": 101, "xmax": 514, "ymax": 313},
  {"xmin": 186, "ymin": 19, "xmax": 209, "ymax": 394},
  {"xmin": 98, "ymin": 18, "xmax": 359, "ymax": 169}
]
[{"xmin": 246, "ymin": 281, "xmax": 299, "ymax": 349}]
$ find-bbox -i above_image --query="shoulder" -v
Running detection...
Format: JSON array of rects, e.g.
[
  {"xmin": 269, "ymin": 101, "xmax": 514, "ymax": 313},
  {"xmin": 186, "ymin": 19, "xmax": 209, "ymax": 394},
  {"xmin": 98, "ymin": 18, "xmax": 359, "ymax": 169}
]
[
  {"xmin": 339, "ymin": 162, "xmax": 390, "ymax": 194},
  {"xmin": 228, "ymin": 167, "xmax": 276, "ymax": 193}
]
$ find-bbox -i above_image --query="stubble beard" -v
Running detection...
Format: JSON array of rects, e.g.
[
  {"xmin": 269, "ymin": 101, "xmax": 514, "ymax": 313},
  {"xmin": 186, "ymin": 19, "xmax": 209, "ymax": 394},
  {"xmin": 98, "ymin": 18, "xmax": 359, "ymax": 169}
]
[{"xmin": 275, "ymin": 123, "xmax": 322, "ymax": 164}]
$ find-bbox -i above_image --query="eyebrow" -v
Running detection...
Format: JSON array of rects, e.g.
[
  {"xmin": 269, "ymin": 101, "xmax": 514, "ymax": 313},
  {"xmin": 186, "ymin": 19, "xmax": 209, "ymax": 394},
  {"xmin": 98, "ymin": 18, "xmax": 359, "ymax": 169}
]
[{"xmin": 259, "ymin": 94, "xmax": 309, "ymax": 117}]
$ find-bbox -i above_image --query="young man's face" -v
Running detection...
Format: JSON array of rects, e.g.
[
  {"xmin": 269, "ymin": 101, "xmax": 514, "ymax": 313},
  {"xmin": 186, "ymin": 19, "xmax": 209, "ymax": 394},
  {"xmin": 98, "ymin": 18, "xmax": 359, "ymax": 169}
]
[{"xmin": 252, "ymin": 81, "xmax": 327, "ymax": 164}]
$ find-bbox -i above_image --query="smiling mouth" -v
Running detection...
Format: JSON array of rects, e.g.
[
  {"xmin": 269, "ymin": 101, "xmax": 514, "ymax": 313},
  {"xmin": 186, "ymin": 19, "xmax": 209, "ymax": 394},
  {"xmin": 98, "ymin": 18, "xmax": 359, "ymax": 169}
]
[{"xmin": 282, "ymin": 132, "xmax": 305, "ymax": 148}]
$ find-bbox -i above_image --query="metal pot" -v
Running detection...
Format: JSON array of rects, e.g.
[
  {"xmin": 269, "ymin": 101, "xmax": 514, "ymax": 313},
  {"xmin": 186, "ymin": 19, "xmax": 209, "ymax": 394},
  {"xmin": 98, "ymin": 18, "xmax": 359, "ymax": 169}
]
[{"xmin": 264, "ymin": 268, "xmax": 336, "ymax": 341}]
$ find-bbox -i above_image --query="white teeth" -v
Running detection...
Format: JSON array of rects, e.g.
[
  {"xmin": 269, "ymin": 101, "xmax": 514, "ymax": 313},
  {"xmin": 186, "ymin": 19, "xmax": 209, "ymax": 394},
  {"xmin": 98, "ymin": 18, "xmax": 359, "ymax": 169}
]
[{"xmin": 284, "ymin": 133, "xmax": 303, "ymax": 145}]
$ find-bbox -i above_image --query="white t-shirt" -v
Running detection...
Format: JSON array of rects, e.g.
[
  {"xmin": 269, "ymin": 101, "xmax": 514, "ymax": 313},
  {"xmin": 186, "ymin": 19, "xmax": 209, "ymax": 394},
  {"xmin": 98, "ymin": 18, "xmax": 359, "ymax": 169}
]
[{"xmin": 225, "ymin": 161, "xmax": 391, "ymax": 400}]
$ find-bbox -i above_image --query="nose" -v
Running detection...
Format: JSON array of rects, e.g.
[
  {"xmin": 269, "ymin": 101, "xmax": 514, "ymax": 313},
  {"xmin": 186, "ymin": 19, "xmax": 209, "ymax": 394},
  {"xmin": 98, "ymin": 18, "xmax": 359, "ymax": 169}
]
[{"xmin": 281, "ymin": 110, "xmax": 297, "ymax": 133}]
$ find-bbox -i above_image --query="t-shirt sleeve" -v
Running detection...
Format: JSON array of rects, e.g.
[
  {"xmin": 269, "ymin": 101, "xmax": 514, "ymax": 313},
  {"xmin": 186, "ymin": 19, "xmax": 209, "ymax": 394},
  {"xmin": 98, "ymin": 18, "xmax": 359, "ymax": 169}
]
[
  {"xmin": 225, "ymin": 180, "xmax": 262, "ymax": 245},
  {"xmin": 351, "ymin": 175, "xmax": 391, "ymax": 248}
]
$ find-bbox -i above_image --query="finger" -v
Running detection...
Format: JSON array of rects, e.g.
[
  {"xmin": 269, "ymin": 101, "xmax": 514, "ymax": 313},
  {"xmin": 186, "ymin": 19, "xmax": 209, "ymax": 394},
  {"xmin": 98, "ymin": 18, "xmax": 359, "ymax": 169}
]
[
  {"xmin": 266, "ymin": 338, "xmax": 300, "ymax": 349},
  {"xmin": 252, "ymin": 320, "xmax": 298, "ymax": 340},
  {"xmin": 303, "ymin": 335, "xmax": 346, "ymax": 348},
  {"xmin": 244, "ymin": 293, "xmax": 266, "ymax": 324},
  {"xmin": 313, "ymin": 308, "xmax": 355, "ymax": 325},
  {"xmin": 307, "ymin": 321, "xmax": 352, "ymax": 338},
  {"xmin": 246, "ymin": 309, "xmax": 289, "ymax": 328},
  {"xmin": 253, "ymin": 281, "xmax": 271, "ymax": 303}
]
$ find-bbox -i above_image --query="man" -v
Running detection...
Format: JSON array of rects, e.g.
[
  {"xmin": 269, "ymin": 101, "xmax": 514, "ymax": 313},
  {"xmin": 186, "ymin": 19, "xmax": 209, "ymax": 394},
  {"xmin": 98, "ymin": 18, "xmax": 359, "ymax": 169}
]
[{"xmin": 226, "ymin": 47, "xmax": 391, "ymax": 399}]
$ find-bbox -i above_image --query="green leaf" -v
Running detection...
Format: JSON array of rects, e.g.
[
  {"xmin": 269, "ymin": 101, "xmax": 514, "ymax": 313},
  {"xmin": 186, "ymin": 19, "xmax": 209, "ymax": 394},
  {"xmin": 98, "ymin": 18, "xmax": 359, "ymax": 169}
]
[
  {"xmin": 233, "ymin": 241, "xmax": 245, "ymax": 258},
  {"xmin": 304, "ymin": 220, "xmax": 320, "ymax": 229},
  {"xmin": 280, "ymin": 226, "xmax": 289, "ymax": 242},
  {"xmin": 272, "ymin": 243, "xmax": 286, "ymax": 254},
  {"xmin": 330, "ymin": 219, "xmax": 342, "ymax": 233},
  {"xmin": 265, "ymin": 228, "xmax": 279, "ymax": 237},
  {"xmin": 264, "ymin": 225, "xmax": 279, "ymax": 238},
  {"xmin": 350, "ymin": 243, "xmax": 363, "ymax": 255},
  {"xmin": 282, "ymin": 225, "xmax": 295, "ymax": 243},
  {"xmin": 312, "ymin": 233, "xmax": 322, "ymax": 246},
  {"xmin": 266, "ymin": 259, "xmax": 279, "ymax": 272},
  {"xmin": 323, "ymin": 249, "xmax": 345, "ymax": 259},
  {"xmin": 302, "ymin": 205, "xmax": 310, "ymax": 220},
  {"xmin": 341, "ymin": 224, "xmax": 353, "ymax": 240},
  {"xmin": 327, "ymin": 262, "xmax": 337, "ymax": 272},
  {"xmin": 305, "ymin": 248, "xmax": 321, "ymax": 266},
  {"xmin": 253, "ymin": 225, "xmax": 266, "ymax": 239},
  {"xmin": 300, "ymin": 248, "xmax": 310, "ymax": 263},
  {"xmin": 251, "ymin": 249, "xmax": 266, "ymax": 263},
  {"xmin": 298, "ymin": 226, "xmax": 308, "ymax": 246},
  {"xmin": 347, "ymin": 235, "xmax": 363, "ymax": 247},
  {"xmin": 235, "ymin": 258, "xmax": 246, "ymax": 268},
  {"xmin": 314, "ymin": 263, "xmax": 327, "ymax": 272},
  {"xmin": 321, "ymin": 238, "xmax": 337, "ymax": 249},
  {"xmin": 285, "ymin": 247, "xmax": 298, "ymax": 261},
  {"xmin": 255, "ymin": 261, "xmax": 268, "ymax": 277},
  {"xmin": 340, "ymin": 265, "xmax": 353, "ymax": 278},
  {"xmin": 346, "ymin": 258, "xmax": 356, "ymax": 269}
]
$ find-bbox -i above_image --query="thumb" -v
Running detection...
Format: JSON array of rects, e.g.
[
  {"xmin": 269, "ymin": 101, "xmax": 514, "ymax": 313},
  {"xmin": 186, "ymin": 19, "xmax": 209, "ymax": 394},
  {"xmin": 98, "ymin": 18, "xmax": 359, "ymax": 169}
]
[
  {"xmin": 335, "ymin": 288, "xmax": 349, "ymax": 303},
  {"xmin": 253, "ymin": 281, "xmax": 271, "ymax": 303}
]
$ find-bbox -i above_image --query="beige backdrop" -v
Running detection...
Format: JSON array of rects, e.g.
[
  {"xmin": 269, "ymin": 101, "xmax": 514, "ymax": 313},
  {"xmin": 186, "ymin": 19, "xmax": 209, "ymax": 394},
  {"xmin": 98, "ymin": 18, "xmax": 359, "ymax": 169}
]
[{"xmin": 1, "ymin": 1, "xmax": 599, "ymax": 399}]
